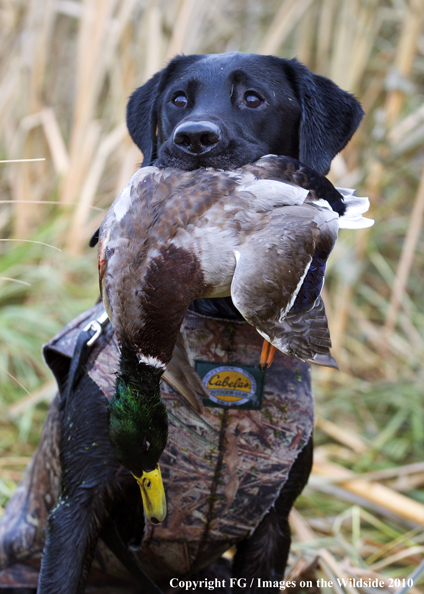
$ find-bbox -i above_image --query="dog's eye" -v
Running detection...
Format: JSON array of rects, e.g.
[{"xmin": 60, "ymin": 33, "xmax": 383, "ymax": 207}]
[
  {"xmin": 244, "ymin": 92, "xmax": 262, "ymax": 108},
  {"xmin": 172, "ymin": 93, "xmax": 187, "ymax": 107}
]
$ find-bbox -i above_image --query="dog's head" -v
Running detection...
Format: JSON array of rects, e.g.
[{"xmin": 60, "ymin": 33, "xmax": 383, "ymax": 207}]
[{"xmin": 127, "ymin": 52, "xmax": 364, "ymax": 175}]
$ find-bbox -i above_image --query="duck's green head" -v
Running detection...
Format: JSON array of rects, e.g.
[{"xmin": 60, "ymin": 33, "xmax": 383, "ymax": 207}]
[{"xmin": 108, "ymin": 344, "xmax": 168, "ymax": 523}]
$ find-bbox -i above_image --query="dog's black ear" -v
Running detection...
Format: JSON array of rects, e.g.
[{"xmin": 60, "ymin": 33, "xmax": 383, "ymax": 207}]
[
  {"xmin": 89, "ymin": 227, "xmax": 99, "ymax": 247},
  {"xmin": 126, "ymin": 70, "xmax": 163, "ymax": 166},
  {"xmin": 127, "ymin": 55, "xmax": 204, "ymax": 166},
  {"xmin": 286, "ymin": 59, "xmax": 364, "ymax": 175}
]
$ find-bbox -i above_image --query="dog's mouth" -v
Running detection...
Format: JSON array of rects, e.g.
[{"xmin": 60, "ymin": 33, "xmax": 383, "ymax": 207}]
[{"xmin": 155, "ymin": 139, "xmax": 265, "ymax": 171}]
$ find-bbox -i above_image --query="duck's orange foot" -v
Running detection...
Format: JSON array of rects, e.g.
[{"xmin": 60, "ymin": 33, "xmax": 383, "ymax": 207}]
[{"xmin": 259, "ymin": 340, "xmax": 276, "ymax": 372}]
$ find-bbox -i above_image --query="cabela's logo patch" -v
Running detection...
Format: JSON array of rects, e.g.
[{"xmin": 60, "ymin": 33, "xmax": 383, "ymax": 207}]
[{"xmin": 195, "ymin": 362, "xmax": 265, "ymax": 410}]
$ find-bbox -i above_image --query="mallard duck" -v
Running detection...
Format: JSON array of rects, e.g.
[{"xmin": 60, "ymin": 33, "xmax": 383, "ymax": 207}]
[{"xmin": 98, "ymin": 154, "xmax": 373, "ymax": 523}]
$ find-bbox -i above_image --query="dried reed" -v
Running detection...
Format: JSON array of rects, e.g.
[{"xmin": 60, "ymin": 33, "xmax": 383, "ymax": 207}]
[{"xmin": 1, "ymin": 0, "xmax": 424, "ymax": 589}]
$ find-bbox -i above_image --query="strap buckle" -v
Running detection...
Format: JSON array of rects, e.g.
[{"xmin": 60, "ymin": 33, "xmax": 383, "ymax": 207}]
[{"xmin": 83, "ymin": 310, "xmax": 110, "ymax": 346}]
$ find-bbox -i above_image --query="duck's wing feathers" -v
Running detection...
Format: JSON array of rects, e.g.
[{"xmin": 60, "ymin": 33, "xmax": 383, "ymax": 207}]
[
  {"xmin": 231, "ymin": 204, "xmax": 339, "ymax": 323},
  {"xmin": 240, "ymin": 155, "xmax": 374, "ymax": 227},
  {"xmin": 230, "ymin": 203, "xmax": 339, "ymax": 366}
]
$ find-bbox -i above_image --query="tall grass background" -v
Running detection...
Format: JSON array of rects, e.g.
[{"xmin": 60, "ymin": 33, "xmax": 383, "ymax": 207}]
[{"xmin": 0, "ymin": 0, "xmax": 424, "ymax": 591}]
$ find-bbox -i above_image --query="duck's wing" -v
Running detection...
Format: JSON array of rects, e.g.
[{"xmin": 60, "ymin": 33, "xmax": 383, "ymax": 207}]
[
  {"xmin": 241, "ymin": 156, "xmax": 375, "ymax": 228},
  {"xmin": 230, "ymin": 204, "xmax": 339, "ymax": 366},
  {"xmin": 231, "ymin": 204, "xmax": 339, "ymax": 324},
  {"xmin": 162, "ymin": 331, "xmax": 206, "ymax": 414}
]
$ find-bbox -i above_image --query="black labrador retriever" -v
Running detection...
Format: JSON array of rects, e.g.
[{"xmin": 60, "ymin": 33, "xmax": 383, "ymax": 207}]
[
  {"xmin": 0, "ymin": 52, "xmax": 363, "ymax": 594},
  {"xmin": 126, "ymin": 52, "xmax": 363, "ymax": 322}
]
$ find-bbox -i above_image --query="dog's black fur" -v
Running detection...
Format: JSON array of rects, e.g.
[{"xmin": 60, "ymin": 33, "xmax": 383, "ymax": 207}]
[
  {"xmin": 127, "ymin": 53, "xmax": 362, "ymax": 175},
  {"xmin": 15, "ymin": 53, "xmax": 363, "ymax": 594}
]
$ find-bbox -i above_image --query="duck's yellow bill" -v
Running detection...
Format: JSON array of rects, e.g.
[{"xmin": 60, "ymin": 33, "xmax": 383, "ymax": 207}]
[{"xmin": 132, "ymin": 465, "xmax": 167, "ymax": 524}]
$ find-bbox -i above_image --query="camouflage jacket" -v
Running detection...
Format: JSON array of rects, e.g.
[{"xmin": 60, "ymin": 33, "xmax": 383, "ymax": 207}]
[{"xmin": 0, "ymin": 303, "xmax": 314, "ymax": 586}]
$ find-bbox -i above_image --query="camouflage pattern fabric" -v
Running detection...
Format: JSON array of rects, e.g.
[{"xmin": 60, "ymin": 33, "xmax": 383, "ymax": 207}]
[{"xmin": 0, "ymin": 303, "xmax": 314, "ymax": 586}]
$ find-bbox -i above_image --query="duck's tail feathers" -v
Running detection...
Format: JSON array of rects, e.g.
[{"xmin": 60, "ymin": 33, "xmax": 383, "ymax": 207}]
[
  {"xmin": 336, "ymin": 188, "xmax": 374, "ymax": 229},
  {"xmin": 256, "ymin": 296, "xmax": 338, "ymax": 370}
]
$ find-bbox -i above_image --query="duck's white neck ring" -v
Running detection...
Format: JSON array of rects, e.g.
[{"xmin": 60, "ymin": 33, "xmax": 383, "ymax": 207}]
[{"xmin": 137, "ymin": 354, "xmax": 167, "ymax": 370}]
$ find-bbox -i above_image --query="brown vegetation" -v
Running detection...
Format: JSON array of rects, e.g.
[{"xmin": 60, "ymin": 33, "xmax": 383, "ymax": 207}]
[{"xmin": 1, "ymin": 1, "xmax": 424, "ymax": 591}]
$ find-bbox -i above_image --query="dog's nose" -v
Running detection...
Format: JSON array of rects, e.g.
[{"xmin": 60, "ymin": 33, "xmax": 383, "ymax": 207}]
[{"xmin": 173, "ymin": 121, "xmax": 221, "ymax": 155}]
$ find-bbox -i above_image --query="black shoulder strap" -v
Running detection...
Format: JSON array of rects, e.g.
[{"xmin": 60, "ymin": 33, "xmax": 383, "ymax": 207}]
[{"xmin": 60, "ymin": 329, "xmax": 96, "ymax": 405}]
